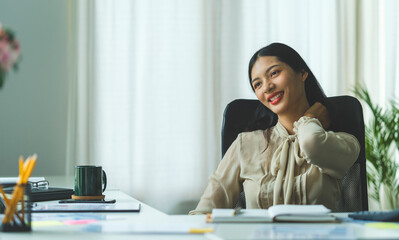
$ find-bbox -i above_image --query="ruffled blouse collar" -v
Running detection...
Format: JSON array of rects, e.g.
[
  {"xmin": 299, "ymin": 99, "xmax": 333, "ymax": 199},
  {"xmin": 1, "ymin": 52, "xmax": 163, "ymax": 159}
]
[{"xmin": 274, "ymin": 120, "xmax": 295, "ymax": 139}]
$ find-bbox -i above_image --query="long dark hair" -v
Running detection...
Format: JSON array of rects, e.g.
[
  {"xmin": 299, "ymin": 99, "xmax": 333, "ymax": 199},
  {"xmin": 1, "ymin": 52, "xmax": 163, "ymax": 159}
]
[
  {"xmin": 246, "ymin": 43, "xmax": 332, "ymax": 131},
  {"xmin": 248, "ymin": 42, "xmax": 327, "ymax": 107}
]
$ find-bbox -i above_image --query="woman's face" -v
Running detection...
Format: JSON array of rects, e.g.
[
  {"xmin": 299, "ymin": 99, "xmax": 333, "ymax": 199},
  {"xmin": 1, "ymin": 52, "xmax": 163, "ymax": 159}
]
[{"xmin": 250, "ymin": 56, "xmax": 309, "ymax": 117}]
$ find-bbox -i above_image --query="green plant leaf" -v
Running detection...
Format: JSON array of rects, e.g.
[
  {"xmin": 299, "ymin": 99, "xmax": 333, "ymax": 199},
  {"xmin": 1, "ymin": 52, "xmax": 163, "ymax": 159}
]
[{"xmin": 353, "ymin": 85, "xmax": 399, "ymax": 205}]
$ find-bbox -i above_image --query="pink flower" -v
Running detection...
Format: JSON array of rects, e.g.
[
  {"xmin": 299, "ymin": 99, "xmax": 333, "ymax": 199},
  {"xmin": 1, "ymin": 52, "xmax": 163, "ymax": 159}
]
[
  {"xmin": 0, "ymin": 41, "xmax": 12, "ymax": 71},
  {"xmin": 0, "ymin": 22, "xmax": 21, "ymax": 89},
  {"xmin": 0, "ymin": 28, "xmax": 20, "ymax": 72}
]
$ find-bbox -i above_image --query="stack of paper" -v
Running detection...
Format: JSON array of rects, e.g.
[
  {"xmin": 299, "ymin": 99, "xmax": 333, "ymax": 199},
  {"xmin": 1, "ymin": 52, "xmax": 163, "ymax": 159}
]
[
  {"xmin": 0, "ymin": 177, "xmax": 46, "ymax": 185},
  {"xmin": 31, "ymin": 202, "xmax": 141, "ymax": 213}
]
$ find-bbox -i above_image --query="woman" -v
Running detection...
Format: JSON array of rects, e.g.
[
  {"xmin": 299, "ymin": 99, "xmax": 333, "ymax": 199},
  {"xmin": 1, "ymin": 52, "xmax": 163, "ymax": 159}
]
[{"xmin": 189, "ymin": 43, "xmax": 360, "ymax": 214}]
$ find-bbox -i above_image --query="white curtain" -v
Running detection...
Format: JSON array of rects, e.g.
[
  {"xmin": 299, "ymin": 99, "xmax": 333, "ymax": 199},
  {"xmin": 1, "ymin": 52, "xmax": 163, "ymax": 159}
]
[
  {"xmin": 355, "ymin": 0, "xmax": 399, "ymax": 106},
  {"xmin": 67, "ymin": 0, "xmax": 399, "ymax": 214},
  {"xmin": 379, "ymin": 0, "xmax": 399, "ymax": 102}
]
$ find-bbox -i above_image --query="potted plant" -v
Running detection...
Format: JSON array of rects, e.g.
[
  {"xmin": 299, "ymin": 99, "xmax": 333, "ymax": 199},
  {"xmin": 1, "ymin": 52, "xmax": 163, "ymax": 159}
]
[{"xmin": 354, "ymin": 86, "xmax": 399, "ymax": 210}]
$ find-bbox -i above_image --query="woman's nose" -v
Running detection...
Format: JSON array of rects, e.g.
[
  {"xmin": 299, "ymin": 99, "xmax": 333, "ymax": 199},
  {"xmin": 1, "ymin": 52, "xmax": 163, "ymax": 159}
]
[{"xmin": 264, "ymin": 82, "xmax": 274, "ymax": 93}]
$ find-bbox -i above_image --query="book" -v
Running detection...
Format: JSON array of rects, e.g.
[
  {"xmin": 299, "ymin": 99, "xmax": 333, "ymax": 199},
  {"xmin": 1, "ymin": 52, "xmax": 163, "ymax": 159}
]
[{"xmin": 208, "ymin": 205, "xmax": 336, "ymax": 223}]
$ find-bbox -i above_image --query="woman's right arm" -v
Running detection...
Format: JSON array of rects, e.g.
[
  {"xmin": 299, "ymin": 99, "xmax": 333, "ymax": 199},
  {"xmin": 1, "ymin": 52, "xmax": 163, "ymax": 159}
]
[{"xmin": 189, "ymin": 135, "xmax": 243, "ymax": 215}]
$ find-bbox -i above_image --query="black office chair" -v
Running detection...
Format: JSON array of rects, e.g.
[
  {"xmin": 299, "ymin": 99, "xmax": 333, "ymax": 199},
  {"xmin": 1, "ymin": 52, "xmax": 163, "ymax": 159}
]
[{"xmin": 221, "ymin": 96, "xmax": 368, "ymax": 212}]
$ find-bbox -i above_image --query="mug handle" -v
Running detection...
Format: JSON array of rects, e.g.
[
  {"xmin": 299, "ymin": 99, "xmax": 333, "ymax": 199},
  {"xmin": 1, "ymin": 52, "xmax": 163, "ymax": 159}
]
[{"xmin": 102, "ymin": 170, "xmax": 107, "ymax": 192}]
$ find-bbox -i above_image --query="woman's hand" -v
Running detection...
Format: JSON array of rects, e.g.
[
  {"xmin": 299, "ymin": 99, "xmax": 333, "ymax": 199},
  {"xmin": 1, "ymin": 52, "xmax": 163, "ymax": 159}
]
[{"xmin": 304, "ymin": 102, "xmax": 331, "ymax": 130}]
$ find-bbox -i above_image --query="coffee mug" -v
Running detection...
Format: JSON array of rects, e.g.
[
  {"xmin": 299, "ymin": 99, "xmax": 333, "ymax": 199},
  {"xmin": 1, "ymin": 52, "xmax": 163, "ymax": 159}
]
[{"xmin": 74, "ymin": 165, "xmax": 107, "ymax": 197}]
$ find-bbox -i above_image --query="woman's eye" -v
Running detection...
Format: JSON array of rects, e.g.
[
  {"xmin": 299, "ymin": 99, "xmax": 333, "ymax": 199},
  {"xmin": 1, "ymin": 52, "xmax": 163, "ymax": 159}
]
[
  {"xmin": 253, "ymin": 82, "xmax": 261, "ymax": 89},
  {"xmin": 271, "ymin": 70, "xmax": 279, "ymax": 77}
]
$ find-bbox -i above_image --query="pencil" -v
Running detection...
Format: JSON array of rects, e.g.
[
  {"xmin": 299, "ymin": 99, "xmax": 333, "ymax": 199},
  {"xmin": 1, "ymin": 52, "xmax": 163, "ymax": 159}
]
[
  {"xmin": 0, "ymin": 183, "xmax": 10, "ymax": 206},
  {"xmin": 3, "ymin": 156, "xmax": 37, "ymax": 224},
  {"xmin": 3, "ymin": 184, "xmax": 23, "ymax": 223},
  {"xmin": 24, "ymin": 157, "xmax": 37, "ymax": 183},
  {"xmin": 22, "ymin": 156, "xmax": 36, "ymax": 183},
  {"xmin": 189, "ymin": 228, "xmax": 214, "ymax": 234},
  {"xmin": 233, "ymin": 206, "xmax": 242, "ymax": 215},
  {"xmin": 3, "ymin": 176, "xmax": 25, "ymax": 223}
]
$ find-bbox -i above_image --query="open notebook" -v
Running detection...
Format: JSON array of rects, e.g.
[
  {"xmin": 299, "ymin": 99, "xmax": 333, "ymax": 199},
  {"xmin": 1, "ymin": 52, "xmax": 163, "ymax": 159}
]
[{"xmin": 208, "ymin": 205, "xmax": 336, "ymax": 223}]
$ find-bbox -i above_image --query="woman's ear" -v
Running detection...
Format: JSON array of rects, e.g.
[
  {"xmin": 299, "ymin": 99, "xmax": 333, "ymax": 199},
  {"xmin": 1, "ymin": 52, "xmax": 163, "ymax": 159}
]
[{"xmin": 301, "ymin": 70, "xmax": 308, "ymax": 82}]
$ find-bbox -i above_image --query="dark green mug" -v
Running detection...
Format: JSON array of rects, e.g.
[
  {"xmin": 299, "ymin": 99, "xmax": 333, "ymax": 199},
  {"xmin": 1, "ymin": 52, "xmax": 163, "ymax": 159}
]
[{"xmin": 74, "ymin": 165, "xmax": 107, "ymax": 196}]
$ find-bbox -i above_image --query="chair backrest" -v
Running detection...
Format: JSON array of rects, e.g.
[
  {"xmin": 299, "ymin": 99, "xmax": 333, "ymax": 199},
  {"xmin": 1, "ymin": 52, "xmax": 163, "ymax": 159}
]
[{"xmin": 221, "ymin": 96, "xmax": 368, "ymax": 212}]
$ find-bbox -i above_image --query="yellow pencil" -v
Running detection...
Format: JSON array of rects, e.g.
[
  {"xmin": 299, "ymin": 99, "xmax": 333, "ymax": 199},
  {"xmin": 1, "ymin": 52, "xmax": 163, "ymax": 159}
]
[
  {"xmin": 0, "ymin": 183, "xmax": 10, "ymax": 206},
  {"xmin": 20, "ymin": 157, "xmax": 32, "ymax": 184},
  {"xmin": 189, "ymin": 228, "xmax": 214, "ymax": 234},
  {"xmin": 3, "ymin": 184, "xmax": 22, "ymax": 223},
  {"xmin": 3, "ymin": 177, "xmax": 24, "ymax": 223},
  {"xmin": 3, "ymin": 156, "xmax": 37, "ymax": 224},
  {"xmin": 24, "ymin": 157, "xmax": 37, "ymax": 183}
]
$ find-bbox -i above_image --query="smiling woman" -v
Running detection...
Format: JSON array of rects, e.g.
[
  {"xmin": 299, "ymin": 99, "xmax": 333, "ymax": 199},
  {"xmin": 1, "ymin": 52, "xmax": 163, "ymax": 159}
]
[
  {"xmin": 248, "ymin": 43, "xmax": 331, "ymax": 134},
  {"xmin": 190, "ymin": 43, "xmax": 361, "ymax": 214}
]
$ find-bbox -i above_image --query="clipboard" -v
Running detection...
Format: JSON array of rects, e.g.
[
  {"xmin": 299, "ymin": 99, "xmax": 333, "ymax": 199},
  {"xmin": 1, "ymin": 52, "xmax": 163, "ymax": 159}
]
[{"xmin": 30, "ymin": 202, "xmax": 141, "ymax": 213}]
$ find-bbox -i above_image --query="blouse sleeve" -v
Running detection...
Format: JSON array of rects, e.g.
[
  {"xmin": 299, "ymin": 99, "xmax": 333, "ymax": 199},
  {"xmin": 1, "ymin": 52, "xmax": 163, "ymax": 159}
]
[
  {"xmin": 294, "ymin": 116, "xmax": 360, "ymax": 179},
  {"xmin": 189, "ymin": 135, "xmax": 243, "ymax": 215}
]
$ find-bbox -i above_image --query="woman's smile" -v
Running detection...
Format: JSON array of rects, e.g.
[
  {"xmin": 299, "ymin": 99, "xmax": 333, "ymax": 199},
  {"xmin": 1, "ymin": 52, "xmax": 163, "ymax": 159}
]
[{"xmin": 268, "ymin": 91, "xmax": 284, "ymax": 105}]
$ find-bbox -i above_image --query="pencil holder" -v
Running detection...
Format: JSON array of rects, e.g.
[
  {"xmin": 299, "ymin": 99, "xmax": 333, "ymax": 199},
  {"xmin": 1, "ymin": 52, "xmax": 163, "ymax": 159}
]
[{"xmin": 0, "ymin": 183, "xmax": 32, "ymax": 232}]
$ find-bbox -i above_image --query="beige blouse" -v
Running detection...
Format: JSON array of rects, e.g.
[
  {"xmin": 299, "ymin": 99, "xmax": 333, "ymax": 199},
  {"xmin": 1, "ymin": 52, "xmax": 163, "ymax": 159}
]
[{"xmin": 189, "ymin": 116, "xmax": 360, "ymax": 214}]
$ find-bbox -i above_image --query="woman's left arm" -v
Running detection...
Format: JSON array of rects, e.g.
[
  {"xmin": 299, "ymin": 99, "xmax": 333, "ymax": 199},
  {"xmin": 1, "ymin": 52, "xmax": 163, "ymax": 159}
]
[{"xmin": 295, "ymin": 104, "xmax": 360, "ymax": 179}]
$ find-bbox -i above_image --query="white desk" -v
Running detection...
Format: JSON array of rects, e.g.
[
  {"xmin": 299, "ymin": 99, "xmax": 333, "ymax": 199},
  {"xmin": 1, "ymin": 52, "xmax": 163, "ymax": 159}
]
[
  {"xmin": 2, "ymin": 190, "xmax": 207, "ymax": 240},
  {"xmin": 2, "ymin": 189, "xmax": 399, "ymax": 239},
  {"xmin": 212, "ymin": 220, "xmax": 399, "ymax": 239}
]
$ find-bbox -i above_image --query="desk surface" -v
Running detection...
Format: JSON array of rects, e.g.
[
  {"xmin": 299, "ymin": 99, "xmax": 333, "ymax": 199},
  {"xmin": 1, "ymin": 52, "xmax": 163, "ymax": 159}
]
[{"xmin": 2, "ymin": 188, "xmax": 399, "ymax": 239}]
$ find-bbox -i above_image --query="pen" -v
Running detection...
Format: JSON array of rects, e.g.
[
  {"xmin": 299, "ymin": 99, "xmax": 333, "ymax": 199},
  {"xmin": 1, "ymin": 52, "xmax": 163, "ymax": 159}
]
[
  {"xmin": 233, "ymin": 206, "xmax": 242, "ymax": 216},
  {"xmin": 189, "ymin": 228, "xmax": 214, "ymax": 234}
]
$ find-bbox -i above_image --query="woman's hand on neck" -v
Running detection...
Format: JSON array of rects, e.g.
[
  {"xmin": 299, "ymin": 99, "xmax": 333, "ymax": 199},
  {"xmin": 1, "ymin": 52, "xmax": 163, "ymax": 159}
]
[
  {"xmin": 303, "ymin": 102, "xmax": 331, "ymax": 129},
  {"xmin": 278, "ymin": 103, "xmax": 310, "ymax": 135},
  {"xmin": 279, "ymin": 102, "xmax": 331, "ymax": 135}
]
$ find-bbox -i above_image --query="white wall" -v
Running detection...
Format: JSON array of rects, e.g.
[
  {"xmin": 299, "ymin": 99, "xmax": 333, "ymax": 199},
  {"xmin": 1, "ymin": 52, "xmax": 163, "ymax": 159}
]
[{"xmin": 0, "ymin": 0, "xmax": 71, "ymax": 176}]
